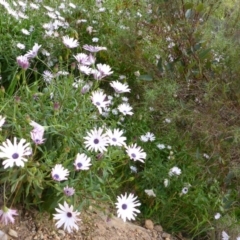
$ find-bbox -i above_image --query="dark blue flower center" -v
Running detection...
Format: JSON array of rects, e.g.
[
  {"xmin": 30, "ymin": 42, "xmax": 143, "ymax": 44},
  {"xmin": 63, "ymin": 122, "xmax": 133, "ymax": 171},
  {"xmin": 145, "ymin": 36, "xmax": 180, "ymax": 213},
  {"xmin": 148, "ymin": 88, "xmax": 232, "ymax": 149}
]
[
  {"xmin": 77, "ymin": 162, "xmax": 83, "ymax": 168},
  {"xmin": 94, "ymin": 138, "xmax": 99, "ymax": 144},
  {"xmin": 96, "ymin": 102, "xmax": 101, "ymax": 106},
  {"xmin": 122, "ymin": 204, "xmax": 127, "ymax": 210},
  {"xmin": 131, "ymin": 153, "xmax": 136, "ymax": 158},
  {"xmin": 53, "ymin": 174, "xmax": 59, "ymax": 180},
  {"xmin": 67, "ymin": 212, "xmax": 72, "ymax": 218},
  {"xmin": 12, "ymin": 153, "xmax": 19, "ymax": 159},
  {"xmin": 112, "ymin": 138, "xmax": 117, "ymax": 142}
]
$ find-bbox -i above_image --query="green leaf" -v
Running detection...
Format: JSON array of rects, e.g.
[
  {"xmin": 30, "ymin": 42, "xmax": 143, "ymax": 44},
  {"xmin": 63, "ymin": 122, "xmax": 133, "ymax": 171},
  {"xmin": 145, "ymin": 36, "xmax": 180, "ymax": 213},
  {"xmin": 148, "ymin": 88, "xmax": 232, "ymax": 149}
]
[
  {"xmin": 198, "ymin": 48, "xmax": 211, "ymax": 60},
  {"xmin": 184, "ymin": 3, "xmax": 194, "ymax": 9},
  {"xmin": 138, "ymin": 75, "xmax": 153, "ymax": 81},
  {"xmin": 196, "ymin": 3, "xmax": 204, "ymax": 13},
  {"xmin": 157, "ymin": 57, "xmax": 164, "ymax": 73}
]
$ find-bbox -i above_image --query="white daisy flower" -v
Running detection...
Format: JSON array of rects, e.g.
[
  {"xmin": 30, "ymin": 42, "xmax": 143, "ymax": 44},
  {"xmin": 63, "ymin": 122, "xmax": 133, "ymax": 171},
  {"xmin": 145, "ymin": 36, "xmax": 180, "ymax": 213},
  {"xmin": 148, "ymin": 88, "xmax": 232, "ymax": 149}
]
[
  {"xmin": 98, "ymin": 7, "xmax": 106, "ymax": 12},
  {"xmin": 78, "ymin": 65, "xmax": 92, "ymax": 75},
  {"xmin": 43, "ymin": 5, "xmax": 54, "ymax": 11},
  {"xmin": 92, "ymin": 37, "xmax": 99, "ymax": 42},
  {"xmin": 125, "ymin": 144, "xmax": 146, "ymax": 163},
  {"xmin": 84, "ymin": 127, "xmax": 109, "ymax": 153},
  {"xmin": 21, "ymin": 29, "xmax": 30, "ymax": 35},
  {"xmin": 29, "ymin": 3, "xmax": 39, "ymax": 10},
  {"xmin": 157, "ymin": 144, "xmax": 165, "ymax": 150},
  {"xmin": 165, "ymin": 118, "xmax": 171, "ymax": 123},
  {"xmin": 16, "ymin": 43, "xmax": 25, "ymax": 49},
  {"xmin": 0, "ymin": 137, "xmax": 32, "ymax": 168},
  {"xmin": 74, "ymin": 153, "xmax": 92, "ymax": 170},
  {"xmin": 18, "ymin": 12, "xmax": 28, "ymax": 19},
  {"xmin": 222, "ymin": 231, "xmax": 230, "ymax": 240},
  {"xmin": 121, "ymin": 97, "xmax": 128, "ymax": 102},
  {"xmin": 30, "ymin": 121, "xmax": 45, "ymax": 145},
  {"xmin": 81, "ymin": 81, "xmax": 93, "ymax": 94},
  {"xmin": 62, "ymin": 36, "xmax": 79, "ymax": 48},
  {"xmin": 16, "ymin": 55, "xmax": 30, "ymax": 69},
  {"xmin": 140, "ymin": 135, "xmax": 148, "ymax": 142},
  {"xmin": 145, "ymin": 132, "xmax": 155, "ymax": 141},
  {"xmin": 164, "ymin": 178, "xmax": 169, "ymax": 187},
  {"xmin": 25, "ymin": 43, "xmax": 41, "ymax": 59},
  {"xmin": 57, "ymin": 71, "xmax": 69, "ymax": 76},
  {"xmin": 181, "ymin": 187, "xmax": 188, "ymax": 195},
  {"xmin": 144, "ymin": 189, "xmax": 156, "ymax": 197},
  {"xmin": 130, "ymin": 166, "xmax": 137, "ymax": 173},
  {"xmin": 18, "ymin": 1, "xmax": 26, "ymax": 7},
  {"xmin": 51, "ymin": 164, "xmax": 69, "ymax": 181},
  {"xmin": 43, "ymin": 70, "xmax": 54, "ymax": 83},
  {"xmin": 82, "ymin": 44, "xmax": 107, "ymax": 52},
  {"xmin": 214, "ymin": 212, "xmax": 221, "ymax": 220},
  {"xmin": 41, "ymin": 49, "xmax": 50, "ymax": 56},
  {"xmin": 169, "ymin": 166, "xmax": 181, "ymax": 177},
  {"xmin": 106, "ymin": 128, "xmax": 126, "ymax": 147},
  {"xmin": 77, "ymin": 19, "xmax": 87, "ymax": 23},
  {"xmin": 72, "ymin": 79, "xmax": 84, "ymax": 89},
  {"xmin": 53, "ymin": 201, "xmax": 81, "ymax": 233},
  {"xmin": 92, "ymin": 64, "xmax": 113, "ymax": 80},
  {"xmin": 0, "ymin": 115, "xmax": 6, "ymax": 128},
  {"xmin": 134, "ymin": 71, "xmax": 140, "ymax": 77},
  {"xmin": 69, "ymin": 3, "xmax": 76, "ymax": 8},
  {"xmin": 91, "ymin": 90, "xmax": 110, "ymax": 114},
  {"xmin": 30, "ymin": 129, "xmax": 45, "ymax": 145},
  {"xmin": 118, "ymin": 103, "xmax": 133, "ymax": 116},
  {"xmin": 115, "ymin": 193, "xmax": 141, "ymax": 222},
  {"xmin": 0, "ymin": 206, "xmax": 18, "ymax": 225},
  {"xmin": 96, "ymin": 63, "xmax": 113, "ymax": 77},
  {"xmin": 110, "ymin": 81, "xmax": 130, "ymax": 93},
  {"xmin": 203, "ymin": 153, "xmax": 210, "ymax": 159},
  {"xmin": 74, "ymin": 53, "xmax": 92, "ymax": 65},
  {"xmin": 59, "ymin": 3, "xmax": 65, "ymax": 9},
  {"xmin": 63, "ymin": 186, "xmax": 75, "ymax": 196},
  {"xmin": 86, "ymin": 26, "xmax": 94, "ymax": 34},
  {"xmin": 112, "ymin": 109, "xmax": 118, "ymax": 115},
  {"xmin": 119, "ymin": 75, "xmax": 126, "ymax": 80}
]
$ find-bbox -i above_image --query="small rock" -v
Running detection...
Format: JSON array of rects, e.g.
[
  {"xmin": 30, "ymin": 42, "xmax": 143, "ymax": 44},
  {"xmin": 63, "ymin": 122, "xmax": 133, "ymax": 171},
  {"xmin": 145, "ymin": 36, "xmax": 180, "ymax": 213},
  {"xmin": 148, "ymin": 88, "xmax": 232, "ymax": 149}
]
[
  {"xmin": 8, "ymin": 229, "xmax": 18, "ymax": 238},
  {"xmin": 57, "ymin": 230, "xmax": 65, "ymax": 237},
  {"xmin": 51, "ymin": 230, "xmax": 56, "ymax": 235},
  {"xmin": 152, "ymin": 231, "xmax": 158, "ymax": 238},
  {"xmin": 154, "ymin": 225, "xmax": 163, "ymax": 232},
  {"xmin": 162, "ymin": 232, "xmax": 171, "ymax": 238},
  {"xmin": 0, "ymin": 230, "xmax": 8, "ymax": 240},
  {"xmin": 145, "ymin": 219, "xmax": 154, "ymax": 230},
  {"xmin": 24, "ymin": 237, "xmax": 32, "ymax": 240}
]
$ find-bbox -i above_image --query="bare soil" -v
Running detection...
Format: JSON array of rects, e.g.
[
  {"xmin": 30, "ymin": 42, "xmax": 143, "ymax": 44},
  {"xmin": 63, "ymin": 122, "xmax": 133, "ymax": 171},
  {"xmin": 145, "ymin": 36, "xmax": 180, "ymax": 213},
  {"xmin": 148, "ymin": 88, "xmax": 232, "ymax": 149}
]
[{"xmin": 0, "ymin": 206, "xmax": 180, "ymax": 240}]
